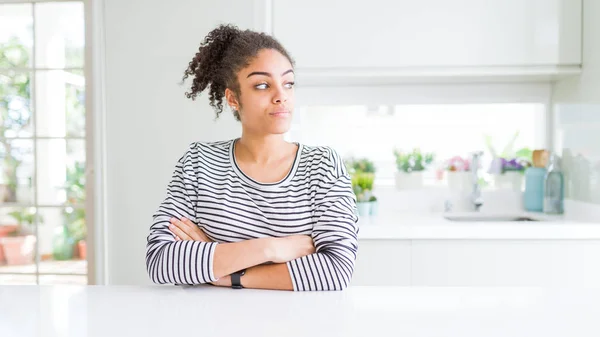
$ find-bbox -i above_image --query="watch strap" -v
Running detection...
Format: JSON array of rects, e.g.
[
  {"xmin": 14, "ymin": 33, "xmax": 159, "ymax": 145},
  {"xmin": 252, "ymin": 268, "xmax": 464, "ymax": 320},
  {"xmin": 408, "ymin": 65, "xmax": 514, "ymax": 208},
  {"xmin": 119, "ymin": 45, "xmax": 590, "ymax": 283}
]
[{"xmin": 231, "ymin": 269, "xmax": 246, "ymax": 289}]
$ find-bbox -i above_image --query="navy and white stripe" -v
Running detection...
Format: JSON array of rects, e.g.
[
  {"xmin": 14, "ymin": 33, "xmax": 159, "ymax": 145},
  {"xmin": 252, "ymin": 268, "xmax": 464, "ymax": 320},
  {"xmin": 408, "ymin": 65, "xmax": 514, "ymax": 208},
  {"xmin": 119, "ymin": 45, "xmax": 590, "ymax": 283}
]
[{"xmin": 145, "ymin": 139, "xmax": 359, "ymax": 290}]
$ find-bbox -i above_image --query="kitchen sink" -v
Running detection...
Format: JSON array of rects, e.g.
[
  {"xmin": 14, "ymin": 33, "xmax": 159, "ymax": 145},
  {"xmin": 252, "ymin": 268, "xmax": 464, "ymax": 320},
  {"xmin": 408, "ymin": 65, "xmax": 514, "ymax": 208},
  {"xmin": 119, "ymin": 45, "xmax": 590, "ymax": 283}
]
[{"xmin": 444, "ymin": 214, "xmax": 539, "ymax": 222}]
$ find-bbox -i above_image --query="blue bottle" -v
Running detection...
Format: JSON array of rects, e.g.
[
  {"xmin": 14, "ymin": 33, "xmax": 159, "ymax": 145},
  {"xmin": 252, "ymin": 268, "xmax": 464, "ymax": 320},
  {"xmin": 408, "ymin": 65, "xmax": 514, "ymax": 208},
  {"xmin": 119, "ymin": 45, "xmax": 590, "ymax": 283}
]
[
  {"xmin": 543, "ymin": 153, "xmax": 564, "ymax": 214},
  {"xmin": 524, "ymin": 167, "xmax": 546, "ymax": 212}
]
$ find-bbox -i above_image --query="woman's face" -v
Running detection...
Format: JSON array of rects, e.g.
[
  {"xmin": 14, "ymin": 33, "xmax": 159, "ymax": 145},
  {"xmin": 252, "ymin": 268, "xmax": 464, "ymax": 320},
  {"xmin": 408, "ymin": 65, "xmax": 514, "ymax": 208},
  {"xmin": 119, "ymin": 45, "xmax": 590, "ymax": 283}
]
[{"xmin": 228, "ymin": 49, "xmax": 295, "ymax": 136}]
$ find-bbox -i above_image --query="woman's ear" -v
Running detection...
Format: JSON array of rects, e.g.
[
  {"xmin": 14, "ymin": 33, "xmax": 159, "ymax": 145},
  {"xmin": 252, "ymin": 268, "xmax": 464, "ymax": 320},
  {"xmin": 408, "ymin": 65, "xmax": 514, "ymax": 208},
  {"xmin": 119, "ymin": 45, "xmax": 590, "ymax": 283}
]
[{"xmin": 225, "ymin": 88, "xmax": 239, "ymax": 111}]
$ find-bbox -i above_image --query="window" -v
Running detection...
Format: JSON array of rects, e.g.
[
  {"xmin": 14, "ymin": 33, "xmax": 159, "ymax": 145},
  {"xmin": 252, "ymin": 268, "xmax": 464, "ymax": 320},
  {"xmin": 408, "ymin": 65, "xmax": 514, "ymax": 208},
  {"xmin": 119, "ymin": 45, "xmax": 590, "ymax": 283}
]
[
  {"xmin": 0, "ymin": 1, "xmax": 87, "ymax": 285},
  {"xmin": 289, "ymin": 103, "xmax": 546, "ymax": 187}
]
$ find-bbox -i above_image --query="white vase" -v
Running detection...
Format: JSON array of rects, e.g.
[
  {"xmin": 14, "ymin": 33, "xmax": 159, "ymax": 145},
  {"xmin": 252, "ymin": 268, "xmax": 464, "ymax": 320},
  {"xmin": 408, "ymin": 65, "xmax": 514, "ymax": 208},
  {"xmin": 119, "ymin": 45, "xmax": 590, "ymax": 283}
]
[
  {"xmin": 394, "ymin": 171, "xmax": 423, "ymax": 190},
  {"xmin": 446, "ymin": 171, "xmax": 471, "ymax": 191},
  {"xmin": 493, "ymin": 171, "xmax": 523, "ymax": 191}
]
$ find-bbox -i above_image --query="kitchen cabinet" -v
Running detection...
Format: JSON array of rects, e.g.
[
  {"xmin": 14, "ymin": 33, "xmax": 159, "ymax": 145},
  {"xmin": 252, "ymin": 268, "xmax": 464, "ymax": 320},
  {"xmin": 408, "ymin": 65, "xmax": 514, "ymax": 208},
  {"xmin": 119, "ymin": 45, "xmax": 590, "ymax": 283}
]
[
  {"xmin": 351, "ymin": 240, "xmax": 411, "ymax": 286},
  {"xmin": 267, "ymin": 0, "xmax": 582, "ymax": 84},
  {"xmin": 354, "ymin": 239, "xmax": 600, "ymax": 287},
  {"xmin": 411, "ymin": 240, "xmax": 600, "ymax": 286}
]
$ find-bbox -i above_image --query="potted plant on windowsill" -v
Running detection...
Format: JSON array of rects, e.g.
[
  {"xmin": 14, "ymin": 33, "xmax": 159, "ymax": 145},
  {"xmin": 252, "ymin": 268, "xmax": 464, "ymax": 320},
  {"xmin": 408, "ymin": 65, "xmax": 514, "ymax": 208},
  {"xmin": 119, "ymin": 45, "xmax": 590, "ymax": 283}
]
[
  {"xmin": 0, "ymin": 208, "xmax": 41, "ymax": 265},
  {"xmin": 393, "ymin": 148, "xmax": 434, "ymax": 190},
  {"xmin": 346, "ymin": 157, "xmax": 378, "ymax": 217},
  {"xmin": 351, "ymin": 172, "xmax": 375, "ymax": 217},
  {"xmin": 443, "ymin": 155, "xmax": 472, "ymax": 190},
  {"xmin": 485, "ymin": 131, "xmax": 532, "ymax": 191}
]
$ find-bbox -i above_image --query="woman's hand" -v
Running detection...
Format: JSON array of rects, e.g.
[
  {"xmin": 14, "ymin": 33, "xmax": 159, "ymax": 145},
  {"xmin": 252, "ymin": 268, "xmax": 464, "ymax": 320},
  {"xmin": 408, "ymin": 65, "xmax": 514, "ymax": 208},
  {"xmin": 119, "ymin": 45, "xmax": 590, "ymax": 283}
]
[
  {"xmin": 169, "ymin": 217, "xmax": 212, "ymax": 242},
  {"xmin": 268, "ymin": 235, "xmax": 316, "ymax": 263},
  {"xmin": 210, "ymin": 275, "xmax": 232, "ymax": 287}
]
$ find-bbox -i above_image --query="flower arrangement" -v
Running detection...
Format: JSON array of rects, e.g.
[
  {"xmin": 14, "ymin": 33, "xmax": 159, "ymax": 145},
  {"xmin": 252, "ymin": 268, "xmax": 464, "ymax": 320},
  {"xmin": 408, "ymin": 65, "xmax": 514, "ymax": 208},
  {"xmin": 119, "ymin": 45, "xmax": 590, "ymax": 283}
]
[
  {"xmin": 485, "ymin": 131, "xmax": 532, "ymax": 174},
  {"xmin": 444, "ymin": 156, "xmax": 470, "ymax": 172},
  {"xmin": 497, "ymin": 157, "xmax": 531, "ymax": 173}
]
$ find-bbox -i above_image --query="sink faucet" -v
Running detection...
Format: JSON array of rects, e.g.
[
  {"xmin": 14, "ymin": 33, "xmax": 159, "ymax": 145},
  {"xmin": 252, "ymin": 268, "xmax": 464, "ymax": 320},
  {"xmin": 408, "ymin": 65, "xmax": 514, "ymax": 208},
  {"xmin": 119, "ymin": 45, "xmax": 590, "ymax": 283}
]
[{"xmin": 470, "ymin": 151, "xmax": 484, "ymax": 211}]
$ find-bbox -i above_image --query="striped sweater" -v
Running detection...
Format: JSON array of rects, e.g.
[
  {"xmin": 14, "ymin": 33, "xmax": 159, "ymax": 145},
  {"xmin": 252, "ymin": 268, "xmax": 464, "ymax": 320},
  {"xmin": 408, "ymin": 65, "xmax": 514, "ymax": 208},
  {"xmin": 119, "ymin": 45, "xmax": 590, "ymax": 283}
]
[{"xmin": 145, "ymin": 139, "xmax": 359, "ymax": 291}]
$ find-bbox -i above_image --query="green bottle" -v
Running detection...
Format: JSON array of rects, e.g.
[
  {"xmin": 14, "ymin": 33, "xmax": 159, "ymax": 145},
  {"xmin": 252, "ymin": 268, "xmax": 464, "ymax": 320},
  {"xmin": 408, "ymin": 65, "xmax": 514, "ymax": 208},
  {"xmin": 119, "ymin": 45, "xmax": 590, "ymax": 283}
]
[{"xmin": 543, "ymin": 153, "xmax": 564, "ymax": 214}]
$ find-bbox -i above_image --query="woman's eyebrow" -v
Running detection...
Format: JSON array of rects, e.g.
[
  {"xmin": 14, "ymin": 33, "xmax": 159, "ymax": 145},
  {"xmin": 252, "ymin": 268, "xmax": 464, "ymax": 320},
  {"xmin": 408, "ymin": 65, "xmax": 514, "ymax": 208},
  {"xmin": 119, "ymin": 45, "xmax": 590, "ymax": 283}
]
[{"xmin": 246, "ymin": 69, "xmax": 294, "ymax": 78}]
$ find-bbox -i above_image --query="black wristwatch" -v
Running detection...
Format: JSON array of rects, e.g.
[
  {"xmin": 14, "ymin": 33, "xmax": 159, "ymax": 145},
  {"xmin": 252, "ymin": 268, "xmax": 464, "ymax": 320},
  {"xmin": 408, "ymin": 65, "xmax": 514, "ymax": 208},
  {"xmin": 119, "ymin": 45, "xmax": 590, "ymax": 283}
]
[{"xmin": 231, "ymin": 269, "xmax": 246, "ymax": 289}]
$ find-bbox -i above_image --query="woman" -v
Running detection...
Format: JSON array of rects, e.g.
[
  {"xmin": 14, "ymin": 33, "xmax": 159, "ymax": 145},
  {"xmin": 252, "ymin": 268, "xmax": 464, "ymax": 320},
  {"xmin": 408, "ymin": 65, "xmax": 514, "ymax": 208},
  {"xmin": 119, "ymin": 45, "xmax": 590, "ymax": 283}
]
[{"xmin": 145, "ymin": 24, "xmax": 359, "ymax": 291}]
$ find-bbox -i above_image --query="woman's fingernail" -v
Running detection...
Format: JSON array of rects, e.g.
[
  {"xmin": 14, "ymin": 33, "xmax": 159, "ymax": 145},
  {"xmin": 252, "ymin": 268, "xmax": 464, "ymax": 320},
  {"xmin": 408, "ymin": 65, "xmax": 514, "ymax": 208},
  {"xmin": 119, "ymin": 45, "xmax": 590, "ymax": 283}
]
[{"xmin": 181, "ymin": 217, "xmax": 187, "ymax": 222}]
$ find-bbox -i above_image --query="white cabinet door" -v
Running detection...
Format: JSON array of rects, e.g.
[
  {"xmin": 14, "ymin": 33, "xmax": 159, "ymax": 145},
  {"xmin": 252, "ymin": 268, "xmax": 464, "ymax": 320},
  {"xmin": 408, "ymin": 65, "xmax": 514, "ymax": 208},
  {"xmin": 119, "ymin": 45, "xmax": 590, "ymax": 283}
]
[
  {"xmin": 352, "ymin": 240, "xmax": 411, "ymax": 286},
  {"xmin": 271, "ymin": 0, "xmax": 581, "ymax": 69},
  {"xmin": 411, "ymin": 240, "xmax": 600, "ymax": 286}
]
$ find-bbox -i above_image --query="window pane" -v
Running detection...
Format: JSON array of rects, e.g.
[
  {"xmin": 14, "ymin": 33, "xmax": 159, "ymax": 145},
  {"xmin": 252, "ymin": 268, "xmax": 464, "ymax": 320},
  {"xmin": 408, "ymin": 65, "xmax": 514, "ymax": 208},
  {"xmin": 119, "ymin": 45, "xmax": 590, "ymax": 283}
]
[
  {"xmin": 0, "ymin": 4, "xmax": 33, "ymax": 69},
  {"xmin": 36, "ymin": 139, "xmax": 85, "ymax": 205},
  {"xmin": 35, "ymin": 70, "xmax": 85, "ymax": 137},
  {"xmin": 35, "ymin": 2, "xmax": 85, "ymax": 68},
  {"xmin": 40, "ymin": 274, "xmax": 86, "ymax": 285},
  {"xmin": 38, "ymin": 207, "xmax": 87, "ymax": 275},
  {"xmin": 1, "ymin": 71, "xmax": 33, "ymax": 138},
  {"xmin": 0, "ymin": 274, "xmax": 36, "ymax": 284},
  {"xmin": 0, "ymin": 206, "xmax": 38, "ymax": 270},
  {"xmin": 0, "ymin": 139, "xmax": 34, "ymax": 205},
  {"xmin": 290, "ymin": 103, "xmax": 545, "ymax": 187}
]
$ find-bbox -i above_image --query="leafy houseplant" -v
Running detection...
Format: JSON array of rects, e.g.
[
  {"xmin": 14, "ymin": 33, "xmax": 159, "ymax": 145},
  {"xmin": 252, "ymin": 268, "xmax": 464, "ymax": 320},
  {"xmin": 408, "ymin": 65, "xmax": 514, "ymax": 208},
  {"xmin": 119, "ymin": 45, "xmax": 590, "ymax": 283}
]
[
  {"xmin": 346, "ymin": 157, "xmax": 378, "ymax": 217},
  {"xmin": 7, "ymin": 208, "xmax": 38, "ymax": 236},
  {"xmin": 1, "ymin": 37, "xmax": 32, "ymax": 203},
  {"xmin": 393, "ymin": 148, "xmax": 435, "ymax": 190},
  {"xmin": 393, "ymin": 148, "xmax": 435, "ymax": 173},
  {"xmin": 351, "ymin": 172, "xmax": 374, "ymax": 203},
  {"xmin": 1, "ymin": 207, "xmax": 41, "ymax": 265}
]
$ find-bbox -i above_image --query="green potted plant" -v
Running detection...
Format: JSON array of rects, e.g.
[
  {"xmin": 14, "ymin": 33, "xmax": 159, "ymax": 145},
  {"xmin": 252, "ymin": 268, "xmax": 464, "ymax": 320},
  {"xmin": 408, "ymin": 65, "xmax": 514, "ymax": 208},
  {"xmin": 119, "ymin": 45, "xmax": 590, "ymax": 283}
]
[
  {"xmin": 393, "ymin": 148, "xmax": 435, "ymax": 190},
  {"xmin": 0, "ymin": 208, "xmax": 41, "ymax": 265},
  {"xmin": 351, "ymin": 171, "xmax": 375, "ymax": 217},
  {"xmin": 346, "ymin": 157, "xmax": 378, "ymax": 217}
]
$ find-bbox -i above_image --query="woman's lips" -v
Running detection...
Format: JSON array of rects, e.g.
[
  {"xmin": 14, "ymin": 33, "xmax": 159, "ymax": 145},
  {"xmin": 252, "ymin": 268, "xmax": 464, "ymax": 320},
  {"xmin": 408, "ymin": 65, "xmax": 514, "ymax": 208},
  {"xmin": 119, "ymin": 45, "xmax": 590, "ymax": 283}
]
[{"xmin": 269, "ymin": 111, "xmax": 290, "ymax": 117}]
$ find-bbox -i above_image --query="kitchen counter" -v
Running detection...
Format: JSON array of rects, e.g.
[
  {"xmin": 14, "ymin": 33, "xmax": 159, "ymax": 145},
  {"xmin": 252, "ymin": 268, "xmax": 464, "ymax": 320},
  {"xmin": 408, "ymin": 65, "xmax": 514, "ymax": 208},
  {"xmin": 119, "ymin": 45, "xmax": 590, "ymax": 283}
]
[
  {"xmin": 358, "ymin": 212, "xmax": 600, "ymax": 240},
  {"xmin": 1, "ymin": 285, "xmax": 599, "ymax": 337}
]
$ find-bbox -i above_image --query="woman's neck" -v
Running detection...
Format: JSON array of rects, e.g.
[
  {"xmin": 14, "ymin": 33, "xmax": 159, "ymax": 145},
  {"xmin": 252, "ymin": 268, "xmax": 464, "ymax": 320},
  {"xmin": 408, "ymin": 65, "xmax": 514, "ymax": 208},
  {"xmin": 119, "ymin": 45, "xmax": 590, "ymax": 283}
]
[{"xmin": 236, "ymin": 132, "xmax": 292, "ymax": 165}]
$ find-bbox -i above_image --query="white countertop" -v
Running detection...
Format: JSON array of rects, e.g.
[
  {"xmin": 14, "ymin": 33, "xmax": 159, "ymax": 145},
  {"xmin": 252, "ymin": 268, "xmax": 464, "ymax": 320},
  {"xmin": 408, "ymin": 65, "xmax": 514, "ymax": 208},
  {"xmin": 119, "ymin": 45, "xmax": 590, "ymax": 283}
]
[
  {"xmin": 357, "ymin": 212, "xmax": 600, "ymax": 240},
  {"xmin": 2, "ymin": 285, "xmax": 600, "ymax": 337}
]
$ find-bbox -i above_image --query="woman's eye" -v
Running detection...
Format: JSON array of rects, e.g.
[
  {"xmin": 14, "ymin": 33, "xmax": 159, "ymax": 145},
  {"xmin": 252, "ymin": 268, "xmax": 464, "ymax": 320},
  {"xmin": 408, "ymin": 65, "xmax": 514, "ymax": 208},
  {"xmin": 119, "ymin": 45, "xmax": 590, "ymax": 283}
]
[
  {"xmin": 255, "ymin": 83, "xmax": 268, "ymax": 90},
  {"xmin": 284, "ymin": 82, "xmax": 295, "ymax": 89}
]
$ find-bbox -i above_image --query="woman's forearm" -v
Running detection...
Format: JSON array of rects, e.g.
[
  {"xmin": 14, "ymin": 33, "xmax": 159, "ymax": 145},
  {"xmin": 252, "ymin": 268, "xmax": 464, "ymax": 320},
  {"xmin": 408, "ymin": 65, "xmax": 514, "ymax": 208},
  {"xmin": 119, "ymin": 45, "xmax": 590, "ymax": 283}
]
[
  {"xmin": 212, "ymin": 238, "xmax": 273, "ymax": 279},
  {"xmin": 242, "ymin": 263, "xmax": 293, "ymax": 291}
]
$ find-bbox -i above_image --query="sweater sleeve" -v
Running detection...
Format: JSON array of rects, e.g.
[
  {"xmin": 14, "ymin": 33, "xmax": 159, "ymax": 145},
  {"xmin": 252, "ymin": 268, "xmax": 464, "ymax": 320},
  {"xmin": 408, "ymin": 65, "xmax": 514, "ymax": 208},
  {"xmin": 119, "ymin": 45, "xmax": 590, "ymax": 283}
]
[
  {"xmin": 145, "ymin": 143, "xmax": 219, "ymax": 285},
  {"xmin": 286, "ymin": 149, "xmax": 359, "ymax": 291}
]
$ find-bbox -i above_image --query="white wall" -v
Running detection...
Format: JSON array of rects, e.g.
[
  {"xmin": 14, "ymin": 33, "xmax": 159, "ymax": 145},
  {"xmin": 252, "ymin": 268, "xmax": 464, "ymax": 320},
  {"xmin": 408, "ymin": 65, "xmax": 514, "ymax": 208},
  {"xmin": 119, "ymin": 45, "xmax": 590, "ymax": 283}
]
[
  {"xmin": 101, "ymin": 0, "xmax": 252, "ymax": 284},
  {"xmin": 552, "ymin": 0, "xmax": 600, "ymax": 205}
]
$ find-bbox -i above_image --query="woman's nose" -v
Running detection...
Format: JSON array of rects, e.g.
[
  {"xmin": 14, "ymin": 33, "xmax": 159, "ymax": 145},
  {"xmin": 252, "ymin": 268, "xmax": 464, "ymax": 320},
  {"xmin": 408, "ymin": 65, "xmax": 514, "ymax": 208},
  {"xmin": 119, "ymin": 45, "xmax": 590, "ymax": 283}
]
[{"xmin": 272, "ymin": 86, "xmax": 288, "ymax": 104}]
